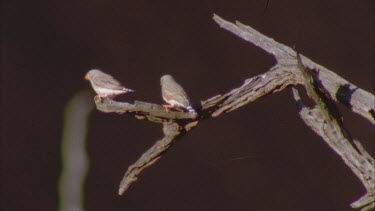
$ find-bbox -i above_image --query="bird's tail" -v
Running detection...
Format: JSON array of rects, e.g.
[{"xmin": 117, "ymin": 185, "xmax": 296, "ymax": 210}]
[
  {"xmin": 186, "ymin": 105, "xmax": 197, "ymax": 115},
  {"xmin": 122, "ymin": 88, "xmax": 135, "ymax": 92}
]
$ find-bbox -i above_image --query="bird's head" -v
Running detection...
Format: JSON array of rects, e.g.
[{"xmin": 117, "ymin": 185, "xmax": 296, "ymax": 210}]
[
  {"xmin": 85, "ymin": 69, "xmax": 104, "ymax": 81},
  {"xmin": 160, "ymin": 74, "xmax": 174, "ymax": 85}
]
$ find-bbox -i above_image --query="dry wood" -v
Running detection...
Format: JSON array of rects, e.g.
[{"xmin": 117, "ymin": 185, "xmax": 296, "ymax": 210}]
[{"xmin": 91, "ymin": 14, "xmax": 375, "ymax": 210}]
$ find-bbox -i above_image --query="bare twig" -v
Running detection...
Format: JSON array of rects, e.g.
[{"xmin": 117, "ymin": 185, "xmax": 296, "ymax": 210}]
[
  {"xmin": 91, "ymin": 14, "xmax": 375, "ymax": 210},
  {"xmin": 201, "ymin": 64, "xmax": 295, "ymax": 116},
  {"xmin": 118, "ymin": 123, "xmax": 183, "ymax": 195}
]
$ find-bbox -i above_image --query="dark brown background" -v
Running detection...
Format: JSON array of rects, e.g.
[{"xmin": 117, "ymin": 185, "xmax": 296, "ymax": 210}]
[{"xmin": 3, "ymin": 0, "xmax": 374, "ymax": 210}]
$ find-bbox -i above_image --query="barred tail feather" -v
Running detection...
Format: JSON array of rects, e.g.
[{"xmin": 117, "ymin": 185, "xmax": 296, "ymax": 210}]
[
  {"xmin": 186, "ymin": 105, "xmax": 197, "ymax": 115},
  {"xmin": 122, "ymin": 88, "xmax": 135, "ymax": 92}
]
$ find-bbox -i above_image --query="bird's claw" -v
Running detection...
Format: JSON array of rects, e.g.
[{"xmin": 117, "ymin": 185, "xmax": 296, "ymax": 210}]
[
  {"xmin": 94, "ymin": 95, "xmax": 103, "ymax": 103},
  {"xmin": 163, "ymin": 104, "xmax": 172, "ymax": 113}
]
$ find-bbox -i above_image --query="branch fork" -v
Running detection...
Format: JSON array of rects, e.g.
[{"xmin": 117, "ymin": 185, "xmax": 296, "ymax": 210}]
[{"xmin": 92, "ymin": 14, "xmax": 374, "ymax": 210}]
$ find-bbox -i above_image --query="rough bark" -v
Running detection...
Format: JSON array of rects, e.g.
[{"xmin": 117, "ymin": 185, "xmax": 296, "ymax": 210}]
[{"xmin": 91, "ymin": 14, "xmax": 374, "ymax": 210}]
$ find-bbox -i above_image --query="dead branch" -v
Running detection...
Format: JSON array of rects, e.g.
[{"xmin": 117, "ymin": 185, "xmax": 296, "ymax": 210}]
[
  {"xmin": 212, "ymin": 14, "xmax": 374, "ymax": 124},
  {"xmin": 118, "ymin": 123, "xmax": 184, "ymax": 195},
  {"xmin": 95, "ymin": 98, "xmax": 196, "ymax": 123},
  {"xmin": 92, "ymin": 14, "xmax": 375, "ymax": 210},
  {"xmin": 291, "ymin": 52, "xmax": 374, "ymax": 210}
]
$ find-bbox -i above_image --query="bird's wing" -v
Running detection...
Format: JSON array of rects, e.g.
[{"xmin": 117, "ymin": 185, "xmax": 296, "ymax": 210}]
[
  {"xmin": 162, "ymin": 85, "xmax": 191, "ymax": 107},
  {"xmin": 94, "ymin": 74, "xmax": 125, "ymax": 90}
]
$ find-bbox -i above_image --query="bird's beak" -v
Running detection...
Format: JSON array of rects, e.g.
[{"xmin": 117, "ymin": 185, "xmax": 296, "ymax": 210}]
[{"xmin": 84, "ymin": 74, "xmax": 89, "ymax": 80}]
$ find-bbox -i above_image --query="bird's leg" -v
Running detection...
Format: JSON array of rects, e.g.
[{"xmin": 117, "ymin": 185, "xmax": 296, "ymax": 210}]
[
  {"xmin": 95, "ymin": 94, "xmax": 111, "ymax": 103},
  {"xmin": 94, "ymin": 95, "xmax": 103, "ymax": 103},
  {"xmin": 106, "ymin": 95, "xmax": 114, "ymax": 104},
  {"xmin": 162, "ymin": 104, "xmax": 173, "ymax": 113}
]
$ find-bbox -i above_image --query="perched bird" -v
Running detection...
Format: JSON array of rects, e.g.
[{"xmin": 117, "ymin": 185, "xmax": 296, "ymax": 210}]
[
  {"xmin": 84, "ymin": 69, "xmax": 134, "ymax": 101},
  {"xmin": 160, "ymin": 74, "xmax": 197, "ymax": 115}
]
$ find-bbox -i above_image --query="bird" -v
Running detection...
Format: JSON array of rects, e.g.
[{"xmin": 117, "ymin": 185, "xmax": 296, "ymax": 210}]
[
  {"xmin": 160, "ymin": 74, "xmax": 197, "ymax": 115},
  {"xmin": 84, "ymin": 69, "xmax": 134, "ymax": 101}
]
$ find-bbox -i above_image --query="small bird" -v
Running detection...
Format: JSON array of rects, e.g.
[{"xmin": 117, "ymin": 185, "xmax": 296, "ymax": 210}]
[
  {"xmin": 84, "ymin": 69, "xmax": 134, "ymax": 101},
  {"xmin": 160, "ymin": 74, "xmax": 197, "ymax": 115}
]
